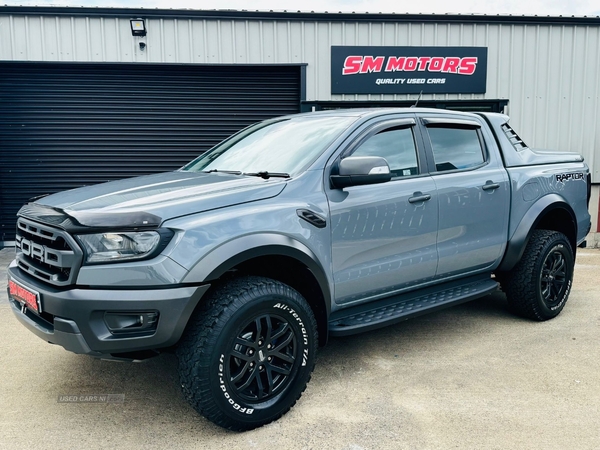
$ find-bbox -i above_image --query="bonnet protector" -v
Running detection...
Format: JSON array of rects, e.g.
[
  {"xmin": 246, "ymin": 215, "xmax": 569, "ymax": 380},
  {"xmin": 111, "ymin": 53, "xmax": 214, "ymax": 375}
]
[{"xmin": 18, "ymin": 202, "xmax": 162, "ymax": 232}]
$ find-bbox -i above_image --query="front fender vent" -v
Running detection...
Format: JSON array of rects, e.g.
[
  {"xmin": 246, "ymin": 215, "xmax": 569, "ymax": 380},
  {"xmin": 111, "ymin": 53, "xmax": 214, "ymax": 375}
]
[{"xmin": 297, "ymin": 209, "xmax": 327, "ymax": 229}]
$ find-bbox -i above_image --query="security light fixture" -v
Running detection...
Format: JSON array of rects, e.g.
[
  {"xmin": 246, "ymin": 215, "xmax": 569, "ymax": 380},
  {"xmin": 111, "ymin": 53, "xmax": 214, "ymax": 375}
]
[{"xmin": 130, "ymin": 19, "xmax": 146, "ymax": 37}]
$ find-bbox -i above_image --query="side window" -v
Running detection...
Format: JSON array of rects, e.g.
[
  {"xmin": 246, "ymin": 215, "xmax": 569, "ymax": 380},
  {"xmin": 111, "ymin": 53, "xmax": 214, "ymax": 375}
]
[
  {"xmin": 427, "ymin": 127, "xmax": 485, "ymax": 172},
  {"xmin": 351, "ymin": 126, "xmax": 419, "ymax": 178}
]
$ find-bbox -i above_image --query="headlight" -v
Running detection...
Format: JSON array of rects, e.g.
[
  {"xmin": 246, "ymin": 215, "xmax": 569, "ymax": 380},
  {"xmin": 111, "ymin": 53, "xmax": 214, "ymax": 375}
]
[{"xmin": 76, "ymin": 230, "xmax": 171, "ymax": 264}]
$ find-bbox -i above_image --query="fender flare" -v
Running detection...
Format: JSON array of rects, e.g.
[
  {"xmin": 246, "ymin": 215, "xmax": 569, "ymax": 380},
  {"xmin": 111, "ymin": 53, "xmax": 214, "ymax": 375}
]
[
  {"xmin": 182, "ymin": 233, "xmax": 332, "ymax": 315},
  {"xmin": 498, "ymin": 194, "xmax": 576, "ymax": 272}
]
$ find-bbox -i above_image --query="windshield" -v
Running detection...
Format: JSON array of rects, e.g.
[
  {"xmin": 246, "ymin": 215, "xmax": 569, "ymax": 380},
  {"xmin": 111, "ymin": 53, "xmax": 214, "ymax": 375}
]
[{"xmin": 183, "ymin": 115, "xmax": 357, "ymax": 177}]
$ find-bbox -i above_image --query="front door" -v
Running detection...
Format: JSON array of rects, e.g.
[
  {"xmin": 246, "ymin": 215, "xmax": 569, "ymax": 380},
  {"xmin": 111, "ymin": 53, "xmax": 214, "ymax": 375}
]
[{"xmin": 327, "ymin": 117, "xmax": 439, "ymax": 305}]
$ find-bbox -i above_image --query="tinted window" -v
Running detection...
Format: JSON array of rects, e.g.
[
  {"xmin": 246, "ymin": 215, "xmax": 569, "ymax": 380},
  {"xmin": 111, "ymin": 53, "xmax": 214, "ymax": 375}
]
[
  {"xmin": 427, "ymin": 127, "xmax": 485, "ymax": 171},
  {"xmin": 351, "ymin": 127, "xmax": 419, "ymax": 177}
]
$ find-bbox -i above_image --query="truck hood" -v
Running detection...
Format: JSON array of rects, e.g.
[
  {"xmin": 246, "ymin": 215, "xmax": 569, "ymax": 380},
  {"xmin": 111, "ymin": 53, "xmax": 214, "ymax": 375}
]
[{"xmin": 29, "ymin": 171, "xmax": 287, "ymax": 228}]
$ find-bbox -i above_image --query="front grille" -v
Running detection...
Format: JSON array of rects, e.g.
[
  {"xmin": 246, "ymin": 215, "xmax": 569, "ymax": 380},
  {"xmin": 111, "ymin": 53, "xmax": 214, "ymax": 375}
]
[{"xmin": 16, "ymin": 217, "xmax": 83, "ymax": 286}]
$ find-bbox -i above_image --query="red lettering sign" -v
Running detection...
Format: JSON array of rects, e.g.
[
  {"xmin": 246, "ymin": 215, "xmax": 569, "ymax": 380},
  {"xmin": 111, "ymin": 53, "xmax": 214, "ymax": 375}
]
[
  {"xmin": 385, "ymin": 56, "xmax": 406, "ymax": 72},
  {"xmin": 342, "ymin": 56, "xmax": 363, "ymax": 75},
  {"xmin": 458, "ymin": 57, "xmax": 478, "ymax": 75},
  {"xmin": 359, "ymin": 56, "xmax": 385, "ymax": 74},
  {"xmin": 343, "ymin": 55, "xmax": 478, "ymax": 75}
]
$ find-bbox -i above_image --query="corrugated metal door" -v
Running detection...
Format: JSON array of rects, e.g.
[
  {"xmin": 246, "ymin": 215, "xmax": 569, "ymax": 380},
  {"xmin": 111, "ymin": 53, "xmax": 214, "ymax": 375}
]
[{"xmin": 0, "ymin": 61, "xmax": 302, "ymax": 243}]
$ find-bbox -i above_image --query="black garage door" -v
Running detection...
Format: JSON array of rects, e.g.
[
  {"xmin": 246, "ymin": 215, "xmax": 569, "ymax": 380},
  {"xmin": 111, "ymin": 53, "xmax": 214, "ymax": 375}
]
[{"xmin": 0, "ymin": 62, "xmax": 302, "ymax": 243}]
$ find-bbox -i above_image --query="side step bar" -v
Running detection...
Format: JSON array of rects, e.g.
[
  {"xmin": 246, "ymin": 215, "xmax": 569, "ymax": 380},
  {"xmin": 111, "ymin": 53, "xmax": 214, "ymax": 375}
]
[{"xmin": 329, "ymin": 276, "xmax": 499, "ymax": 336}]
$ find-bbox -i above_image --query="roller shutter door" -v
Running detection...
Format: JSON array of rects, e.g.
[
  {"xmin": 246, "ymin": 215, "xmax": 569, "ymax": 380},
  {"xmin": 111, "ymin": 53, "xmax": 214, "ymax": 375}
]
[{"xmin": 0, "ymin": 62, "xmax": 302, "ymax": 243}]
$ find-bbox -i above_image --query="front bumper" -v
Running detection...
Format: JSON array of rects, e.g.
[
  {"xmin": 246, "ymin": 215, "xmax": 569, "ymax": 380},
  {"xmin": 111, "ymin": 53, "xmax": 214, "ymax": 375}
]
[{"xmin": 7, "ymin": 262, "xmax": 210, "ymax": 359}]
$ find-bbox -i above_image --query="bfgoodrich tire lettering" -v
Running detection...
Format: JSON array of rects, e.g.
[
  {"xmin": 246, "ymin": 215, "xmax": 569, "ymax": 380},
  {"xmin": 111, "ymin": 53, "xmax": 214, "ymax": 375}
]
[
  {"xmin": 177, "ymin": 276, "xmax": 318, "ymax": 431},
  {"xmin": 500, "ymin": 230, "xmax": 574, "ymax": 321}
]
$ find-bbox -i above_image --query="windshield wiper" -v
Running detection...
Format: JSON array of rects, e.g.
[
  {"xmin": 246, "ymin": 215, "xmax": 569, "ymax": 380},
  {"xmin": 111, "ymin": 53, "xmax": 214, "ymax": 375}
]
[
  {"xmin": 244, "ymin": 171, "xmax": 290, "ymax": 179},
  {"xmin": 201, "ymin": 169, "xmax": 243, "ymax": 175}
]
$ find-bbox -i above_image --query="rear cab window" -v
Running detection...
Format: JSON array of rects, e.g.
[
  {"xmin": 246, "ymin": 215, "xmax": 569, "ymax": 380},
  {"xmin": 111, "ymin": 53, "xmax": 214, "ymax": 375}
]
[{"xmin": 421, "ymin": 117, "xmax": 487, "ymax": 173}]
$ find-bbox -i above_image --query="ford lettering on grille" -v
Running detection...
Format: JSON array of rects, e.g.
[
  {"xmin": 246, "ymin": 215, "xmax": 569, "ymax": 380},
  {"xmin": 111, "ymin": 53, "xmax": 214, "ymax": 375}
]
[
  {"xmin": 20, "ymin": 237, "xmax": 64, "ymax": 267},
  {"xmin": 15, "ymin": 217, "xmax": 83, "ymax": 286}
]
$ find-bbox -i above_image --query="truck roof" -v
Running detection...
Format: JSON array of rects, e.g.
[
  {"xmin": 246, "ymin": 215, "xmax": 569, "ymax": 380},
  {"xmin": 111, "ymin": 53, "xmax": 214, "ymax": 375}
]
[{"xmin": 286, "ymin": 107, "xmax": 493, "ymax": 120}]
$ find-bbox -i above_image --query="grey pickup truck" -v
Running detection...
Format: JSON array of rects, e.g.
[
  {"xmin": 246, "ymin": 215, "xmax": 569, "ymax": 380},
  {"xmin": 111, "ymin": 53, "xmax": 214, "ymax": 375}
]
[{"xmin": 7, "ymin": 108, "xmax": 592, "ymax": 430}]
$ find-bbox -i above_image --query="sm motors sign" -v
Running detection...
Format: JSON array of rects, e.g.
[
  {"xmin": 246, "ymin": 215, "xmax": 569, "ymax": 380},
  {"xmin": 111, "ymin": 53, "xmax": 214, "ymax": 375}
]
[{"xmin": 331, "ymin": 46, "xmax": 488, "ymax": 95}]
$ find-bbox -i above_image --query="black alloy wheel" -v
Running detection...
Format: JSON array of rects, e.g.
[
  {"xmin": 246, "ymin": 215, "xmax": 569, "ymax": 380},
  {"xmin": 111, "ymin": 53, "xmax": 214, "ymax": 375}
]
[
  {"xmin": 228, "ymin": 313, "xmax": 297, "ymax": 402},
  {"xmin": 177, "ymin": 276, "xmax": 318, "ymax": 431},
  {"xmin": 540, "ymin": 246, "xmax": 569, "ymax": 309},
  {"xmin": 499, "ymin": 229, "xmax": 574, "ymax": 321}
]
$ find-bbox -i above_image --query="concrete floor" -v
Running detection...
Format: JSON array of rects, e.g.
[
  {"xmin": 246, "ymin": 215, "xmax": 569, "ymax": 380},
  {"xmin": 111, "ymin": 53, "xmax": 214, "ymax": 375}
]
[{"xmin": 1, "ymin": 247, "xmax": 599, "ymax": 450}]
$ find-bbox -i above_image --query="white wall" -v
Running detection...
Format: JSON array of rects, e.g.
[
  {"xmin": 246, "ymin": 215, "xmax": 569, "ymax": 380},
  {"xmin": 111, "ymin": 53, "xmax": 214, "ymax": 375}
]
[{"xmin": 588, "ymin": 185, "xmax": 600, "ymax": 248}]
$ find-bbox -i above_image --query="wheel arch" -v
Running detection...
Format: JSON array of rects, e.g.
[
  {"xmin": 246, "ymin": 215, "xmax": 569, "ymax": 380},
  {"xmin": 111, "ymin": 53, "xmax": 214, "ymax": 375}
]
[
  {"xmin": 183, "ymin": 234, "xmax": 331, "ymax": 346},
  {"xmin": 498, "ymin": 194, "xmax": 577, "ymax": 272}
]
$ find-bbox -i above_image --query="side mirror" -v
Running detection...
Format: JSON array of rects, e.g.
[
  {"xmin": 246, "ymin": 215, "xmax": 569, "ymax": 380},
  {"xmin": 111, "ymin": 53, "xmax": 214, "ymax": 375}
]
[{"xmin": 330, "ymin": 156, "xmax": 392, "ymax": 189}]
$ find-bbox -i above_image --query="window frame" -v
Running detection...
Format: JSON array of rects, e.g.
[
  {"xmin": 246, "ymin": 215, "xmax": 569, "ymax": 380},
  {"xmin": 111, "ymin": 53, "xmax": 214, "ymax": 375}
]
[
  {"xmin": 420, "ymin": 116, "xmax": 490, "ymax": 174},
  {"xmin": 335, "ymin": 117, "xmax": 427, "ymax": 181}
]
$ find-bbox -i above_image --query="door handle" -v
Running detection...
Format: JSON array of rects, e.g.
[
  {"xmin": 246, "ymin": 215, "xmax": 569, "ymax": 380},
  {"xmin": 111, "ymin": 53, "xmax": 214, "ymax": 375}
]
[
  {"xmin": 408, "ymin": 192, "xmax": 432, "ymax": 203},
  {"xmin": 482, "ymin": 181, "xmax": 500, "ymax": 191}
]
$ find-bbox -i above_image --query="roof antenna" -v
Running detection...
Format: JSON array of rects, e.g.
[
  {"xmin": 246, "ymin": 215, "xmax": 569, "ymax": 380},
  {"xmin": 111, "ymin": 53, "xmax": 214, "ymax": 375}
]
[{"xmin": 411, "ymin": 90, "xmax": 423, "ymax": 108}]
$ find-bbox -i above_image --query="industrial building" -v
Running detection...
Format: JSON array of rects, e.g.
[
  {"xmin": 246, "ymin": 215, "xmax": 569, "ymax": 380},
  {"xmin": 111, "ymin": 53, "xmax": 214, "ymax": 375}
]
[{"xmin": 0, "ymin": 6, "xmax": 598, "ymax": 245}]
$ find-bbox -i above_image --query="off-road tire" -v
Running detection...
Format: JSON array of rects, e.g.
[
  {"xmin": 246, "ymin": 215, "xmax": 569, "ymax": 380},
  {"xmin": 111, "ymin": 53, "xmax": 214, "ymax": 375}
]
[
  {"xmin": 177, "ymin": 276, "xmax": 318, "ymax": 431},
  {"xmin": 500, "ymin": 229, "xmax": 574, "ymax": 321}
]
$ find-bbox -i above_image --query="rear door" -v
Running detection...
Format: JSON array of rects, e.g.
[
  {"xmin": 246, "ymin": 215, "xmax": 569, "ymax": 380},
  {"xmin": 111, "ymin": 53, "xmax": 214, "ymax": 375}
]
[
  {"xmin": 418, "ymin": 114, "xmax": 510, "ymax": 277},
  {"xmin": 327, "ymin": 116, "xmax": 439, "ymax": 305}
]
